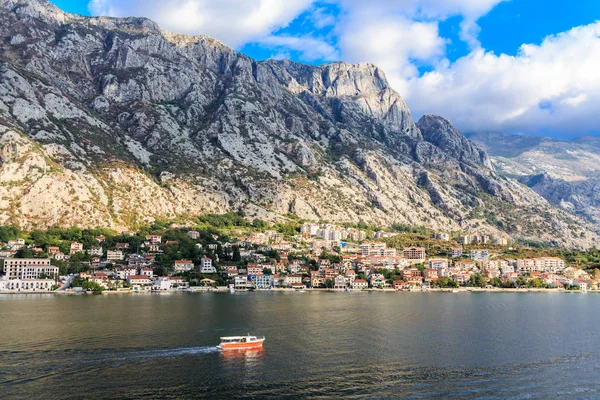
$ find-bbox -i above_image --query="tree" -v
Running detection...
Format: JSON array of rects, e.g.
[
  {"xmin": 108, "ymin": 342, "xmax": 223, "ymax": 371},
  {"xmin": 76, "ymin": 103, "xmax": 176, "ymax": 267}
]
[
  {"xmin": 324, "ymin": 279, "xmax": 334, "ymax": 289},
  {"xmin": 469, "ymin": 273, "xmax": 486, "ymax": 288},
  {"xmin": 232, "ymin": 246, "xmax": 241, "ymax": 262},
  {"xmin": 489, "ymin": 277, "xmax": 502, "ymax": 287},
  {"xmin": 263, "ymin": 267, "xmax": 273, "ymax": 275}
]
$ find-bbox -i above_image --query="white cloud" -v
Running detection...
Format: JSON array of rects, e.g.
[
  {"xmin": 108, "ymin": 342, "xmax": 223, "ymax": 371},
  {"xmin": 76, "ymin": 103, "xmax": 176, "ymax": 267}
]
[
  {"xmin": 260, "ymin": 34, "xmax": 339, "ymax": 62},
  {"xmin": 88, "ymin": 0, "xmax": 314, "ymax": 48},
  {"xmin": 404, "ymin": 22, "xmax": 600, "ymax": 136}
]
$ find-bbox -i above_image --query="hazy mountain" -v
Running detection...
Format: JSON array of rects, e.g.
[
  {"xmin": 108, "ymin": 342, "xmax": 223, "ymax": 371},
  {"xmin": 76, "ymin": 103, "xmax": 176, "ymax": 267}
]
[
  {"xmin": 0, "ymin": 0, "xmax": 596, "ymax": 247},
  {"xmin": 469, "ymin": 131, "xmax": 600, "ymax": 229}
]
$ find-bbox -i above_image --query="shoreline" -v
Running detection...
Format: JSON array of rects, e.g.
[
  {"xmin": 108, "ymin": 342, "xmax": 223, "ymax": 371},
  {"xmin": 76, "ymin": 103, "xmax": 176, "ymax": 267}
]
[{"xmin": 0, "ymin": 287, "xmax": 594, "ymax": 295}]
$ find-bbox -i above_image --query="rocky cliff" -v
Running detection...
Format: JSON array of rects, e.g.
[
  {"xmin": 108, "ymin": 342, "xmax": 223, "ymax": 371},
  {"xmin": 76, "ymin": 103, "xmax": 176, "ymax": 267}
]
[{"xmin": 0, "ymin": 0, "xmax": 597, "ymax": 248}]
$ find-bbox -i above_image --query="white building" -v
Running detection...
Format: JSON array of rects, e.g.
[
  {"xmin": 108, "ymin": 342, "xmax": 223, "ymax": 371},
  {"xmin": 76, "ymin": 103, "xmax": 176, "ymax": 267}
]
[
  {"xmin": 0, "ymin": 278, "xmax": 55, "ymax": 292},
  {"xmin": 174, "ymin": 260, "xmax": 194, "ymax": 272},
  {"xmin": 3, "ymin": 258, "xmax": 58, "ymax": 280},
  {"xmin": 106, "ymin": 250, "xmax": 124, "ymax": 261},
  {"xmin": 470, "ymin": 249, "xmax": 490, "ymax": 261},
  {"xmin": 200, "ymin": 257, "xmax": 216, "ymax": 274}
]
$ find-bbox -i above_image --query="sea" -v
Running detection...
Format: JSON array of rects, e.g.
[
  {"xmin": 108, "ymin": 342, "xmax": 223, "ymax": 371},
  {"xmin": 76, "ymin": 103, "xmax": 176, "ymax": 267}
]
[{"xmin": 1, "ymin": 291, "xmax": 599, "ymax": 399}]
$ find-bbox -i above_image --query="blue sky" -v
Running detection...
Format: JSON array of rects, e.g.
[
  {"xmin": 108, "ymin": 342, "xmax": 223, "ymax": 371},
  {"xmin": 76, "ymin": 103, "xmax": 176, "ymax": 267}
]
[{"xmin": 49, "ymin": 1, "xmax": 600, "ymax": 137}]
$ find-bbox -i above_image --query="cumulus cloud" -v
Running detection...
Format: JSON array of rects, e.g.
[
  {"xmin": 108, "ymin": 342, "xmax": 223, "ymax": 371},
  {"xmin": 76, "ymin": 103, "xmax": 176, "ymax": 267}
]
[
  {"xmin": 260, "ymin": 34, "xmax": 339, "ymax": 62},
  {"xmin": 88, "ymin": 0, "xmax": 314, "ymax": 48},
  {"xmin": 405, "ymin": 22, "xmax": 600, "ymax": 136}
]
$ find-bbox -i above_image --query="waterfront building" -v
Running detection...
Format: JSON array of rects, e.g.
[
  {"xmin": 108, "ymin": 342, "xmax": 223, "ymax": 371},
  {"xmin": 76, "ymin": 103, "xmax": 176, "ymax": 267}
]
[{"xmin": 3, "ymin": 258, "xmax": 57, "ymax": 280}]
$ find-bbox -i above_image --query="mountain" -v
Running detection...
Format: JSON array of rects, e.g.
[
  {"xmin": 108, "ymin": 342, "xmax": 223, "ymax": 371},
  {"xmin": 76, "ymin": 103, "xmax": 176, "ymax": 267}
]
[
  {"xmin": 468, "ymin": 131, "xmax": 600, "ymax": 228},
  {"xmin": 0, "ymin": 0, "xmax": 596, "ymax": 248}
]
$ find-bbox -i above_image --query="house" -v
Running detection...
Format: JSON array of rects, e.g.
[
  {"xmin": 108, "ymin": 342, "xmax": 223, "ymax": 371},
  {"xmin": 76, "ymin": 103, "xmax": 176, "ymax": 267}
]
[
  {"xmin": 107, "ymin": 250, "xmax": 124, "ymax": 262},
  {"xmin": 200, "ymin": 257, "xmax": 216, "ymax": 274},
  {"xmin": 140, "ymin": 267, "xmax": 154, "ymax": 277},
  {"xmin": 252, "ymin": 274, "xmax": 273, "ymax": 289},
  {"xmin": 352, "ymin": 279, "xmax": 368, "ymax": 290},
  {"xmin": 47, "ymin": 246, "xmax": 60, "ymax": 255},
  {"xmin": 285, "ymin": 275, "xmax": 303, "ymax": 287},
  {"xmin": 145, "ymin": 235, "xmax": 162, "ymax": 244},
  {"xmin": 247, "ymin": 263, "xmax": 263, "ymax": 276},
  {"xmin": 90, "ymin": 246, "xmax": 103, "ymax": 256},
  {"xmin": 424, "ymin": 268, "xmax": 440, "ymax": 281},
  {"xmin": 369, "ymin": 273, "xmax": 385, "ymax": 288},
  {"xmin": 345, "ymin": 269, "xmax": 356, "ymax": 283},
  {"xmin": 403, "ymin": 247, "xmax": 426, "ymax": 262},
  {"xmin": 7, "ymin": 238, "xmax": 25, "ymax": 250},
  {"xmin": 334, "ymin": 275, "xmax": 347, "ymax": 289},
  {"xmin": 470, "ymin": 249, "xmax": 490, "ymax": 261},
  {"xmin": 113, "ymin": 266, "xmax": 138, "ymax": 280},
  {"xmin": 70, "ymin": 242, "xmax": 84, "ymax": 255},
  {"xmin": 392, "ymin": 280, "xmax": 405, "ymax": 290},
  {"xmin": 115, "ymin": 242, "xmax": 130, "ymax": 250},
  {"xmin": 187, "ymin": 231, "xmax": 200, "ymax": 240},
  {"xmin": 96, "ymin": 235, "xmax": 106, "ymax": 243},
  {"xmin": 127, "ymin": 275, "xmax": 152, "ymax": 286},
  {"xmin": 174, "ymin": 260, "xmax": 194, "ymax": 272},
  {"xmin": 234, "ymin": 275, "xmax": 251, "ymax": 289},
  {"xmin": 451, "ymin": 248, "xmax": 463, "ymax": 258},
  {"xmin": 226, "ymin": 267, "xmax": 239, "ymax": 277},
  {"xmin": 429, "ymin": 258, "xmax": 449, "ymax": 269}
]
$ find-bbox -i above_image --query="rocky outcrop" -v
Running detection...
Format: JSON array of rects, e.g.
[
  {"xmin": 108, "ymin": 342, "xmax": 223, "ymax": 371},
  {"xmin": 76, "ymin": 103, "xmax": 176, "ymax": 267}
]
[
  {"xmin": 0, "ymin": 0, "xmax": 596, "ymax": 248},
  {"xmin": 417, "ymin": 115, "xmax": 493, "ymax": 169}
]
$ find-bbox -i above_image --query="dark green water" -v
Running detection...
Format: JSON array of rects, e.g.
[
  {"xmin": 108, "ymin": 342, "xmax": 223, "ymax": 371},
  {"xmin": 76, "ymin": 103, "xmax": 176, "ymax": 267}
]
[{"xmin": 1, "ymin": 292, "xmax": 599, "ymax": 399}]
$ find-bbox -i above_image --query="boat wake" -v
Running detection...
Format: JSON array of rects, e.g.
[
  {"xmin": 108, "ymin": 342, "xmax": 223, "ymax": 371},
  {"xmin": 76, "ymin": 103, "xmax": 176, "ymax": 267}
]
[{"xmin": 102, "ymin": 346, "xmax": 220, "ymax": 362}]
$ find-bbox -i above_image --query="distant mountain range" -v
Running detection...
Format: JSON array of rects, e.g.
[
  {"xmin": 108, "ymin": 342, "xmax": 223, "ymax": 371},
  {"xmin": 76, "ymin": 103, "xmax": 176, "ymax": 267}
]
[
  {"xmin": 468, "ymin": 132, "xmax": 600, "ymax": 229},
  {"xmin": 0, "ymin": 0, "xmax": 597, "ymax": 248}
]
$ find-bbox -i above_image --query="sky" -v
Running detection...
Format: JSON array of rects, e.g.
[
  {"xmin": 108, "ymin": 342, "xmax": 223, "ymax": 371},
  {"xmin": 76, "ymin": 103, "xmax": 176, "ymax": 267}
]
[{"xmin": 50, "ymin": 0, "xmax": 600, "ymax": 138}]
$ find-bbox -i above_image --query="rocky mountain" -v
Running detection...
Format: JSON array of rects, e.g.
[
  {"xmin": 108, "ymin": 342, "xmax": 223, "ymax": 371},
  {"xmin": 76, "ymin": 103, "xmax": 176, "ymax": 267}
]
[
  {"xmin": 468, "ymin": 132, "xmax": 600, "ymax": 229},
  {"xmin": 0, "ymin": 0, "xmax": 596, "ymax": 248}
]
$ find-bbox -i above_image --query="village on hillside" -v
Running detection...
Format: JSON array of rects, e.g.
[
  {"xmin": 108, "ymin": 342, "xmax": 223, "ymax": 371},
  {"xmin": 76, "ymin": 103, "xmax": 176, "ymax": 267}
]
[{"xmin": 0, "ymin": 218, "xmax": 597, "ymax": 293}]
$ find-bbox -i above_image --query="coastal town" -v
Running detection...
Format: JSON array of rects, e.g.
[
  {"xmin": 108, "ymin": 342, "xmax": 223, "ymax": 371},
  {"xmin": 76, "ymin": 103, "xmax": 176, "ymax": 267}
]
[{"xmin": 0, "ymin": 220, "xmax": 596, "ymax": 294}]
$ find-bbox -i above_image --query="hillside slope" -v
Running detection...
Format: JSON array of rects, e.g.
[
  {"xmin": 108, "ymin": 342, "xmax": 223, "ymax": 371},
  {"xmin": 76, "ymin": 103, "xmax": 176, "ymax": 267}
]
[{"xmin": 0, "ymin": 0, "xmax": 597, "ymax": 247}]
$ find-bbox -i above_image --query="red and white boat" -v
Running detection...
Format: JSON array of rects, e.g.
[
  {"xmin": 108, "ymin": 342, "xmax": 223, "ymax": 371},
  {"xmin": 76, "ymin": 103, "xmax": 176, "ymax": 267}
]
[{"xmin": 217, "ymin": 335, "xmax": 265, "ymax": 350}]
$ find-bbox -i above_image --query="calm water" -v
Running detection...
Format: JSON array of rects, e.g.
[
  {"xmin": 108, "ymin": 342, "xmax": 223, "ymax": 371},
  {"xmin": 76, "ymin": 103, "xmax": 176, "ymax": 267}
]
[{"xmin": 1, "ymin": 292, "xmax": 599, "ymax": 399}]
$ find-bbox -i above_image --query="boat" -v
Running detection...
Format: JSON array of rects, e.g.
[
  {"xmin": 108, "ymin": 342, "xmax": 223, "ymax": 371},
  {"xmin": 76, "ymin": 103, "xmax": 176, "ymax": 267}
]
[
  {"xmin": 229, "ymin": 286, "xmax": 235, "ymax": 294},
  {"xmin": 452, "ymin": 289, "xmax": 459, "ymax": 293},
  {"xmin": 217, "ymin": 335, "xmax": 265, "ymax": 350}
]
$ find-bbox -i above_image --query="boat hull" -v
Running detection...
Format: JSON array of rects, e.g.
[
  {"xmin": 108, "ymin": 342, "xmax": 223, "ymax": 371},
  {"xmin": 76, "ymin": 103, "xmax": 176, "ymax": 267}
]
[{"xmin": 218, "ymin": 339, "xmax": 265, "ymax": 351}]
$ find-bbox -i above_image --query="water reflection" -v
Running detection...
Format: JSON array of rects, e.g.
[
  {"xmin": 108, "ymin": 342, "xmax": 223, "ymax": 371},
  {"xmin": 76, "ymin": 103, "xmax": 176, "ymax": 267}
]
[{"xmin": 220, "ymin": 347, "xmax": 264, "ymax": 367}]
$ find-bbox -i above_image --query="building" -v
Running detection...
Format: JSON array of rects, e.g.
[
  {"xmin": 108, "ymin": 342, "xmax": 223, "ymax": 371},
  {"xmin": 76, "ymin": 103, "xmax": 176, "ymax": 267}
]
[
  {"xmin": 145, "ymin": 235, "xmax": 162, "ymax": 244},
  {"xmin": 106, "ymin": 250, "xmax": 124, "ymax": 262},
  {"xmin": 174, "ymin": 260, "xmax": 194, "ymax": 272},
  {"xmin": 429, "ymin": 258, "xmax": 449, "ymax": 269},
  {"xmin": 70, "ymin": 242, "xmax": 84, "ymax": 254},
  {"xmin": 252, "ymin": 274, "xmax": 273, "ymax": 289},
  {"xmin": 470, "ymin": 249, "xmax": 490, "ymax": 261},
  {"xmin": 90, "ymin": 246, "xmax": 103, "ymax": 256},
  {"xmin": 127, "ymin": 275, "xmax": 152, "ymax": 288},
  {"xmin": 140, "ymin": 267, "xmax": 154, "ymax": 277},
  {"xmin": 234, "ymin": 276, "xmax": 251, "ymax": 289},
  {"xmin": 3, "ymin": 258, "xmax": 57, "ymax": 280},
  {"xmin": 450, "ymin": 248, "xmax": 463, "ymax": 258},
  {"xmin": 1, "ymin": 278, "xmax": 55, "ymax": 292},
  {"xmin": 433, "ymin": 232, "xmax": 450, "ymax": 241},
  {"xmin": 403, "ymin": 247, "xmax": 426, "ymax": 262},
  {"xmin": 187, "ymin": 231, "xmax": 200, "ymax": 240},
  {"xmin": 200, "ymin": 257, "xmax": 216, "ymax": 274},
  {"xmin": 352, "ymin": 279, "xmax": 368, "ymax": 290}
]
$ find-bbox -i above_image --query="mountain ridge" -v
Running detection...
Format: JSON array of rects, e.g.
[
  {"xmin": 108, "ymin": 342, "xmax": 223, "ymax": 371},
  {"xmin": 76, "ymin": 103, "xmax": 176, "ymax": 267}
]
[{"xmin": 0, "ymin": 0, "xmax": 597, "ymax": 248}]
